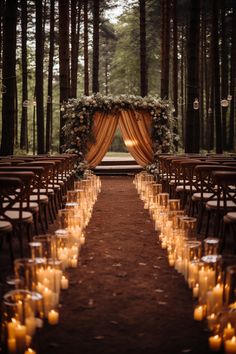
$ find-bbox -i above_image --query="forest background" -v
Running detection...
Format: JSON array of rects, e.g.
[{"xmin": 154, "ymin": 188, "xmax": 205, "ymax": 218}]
[{"xmin": 0, "ymin": 0, "xmax": 235, "ymax": 156}]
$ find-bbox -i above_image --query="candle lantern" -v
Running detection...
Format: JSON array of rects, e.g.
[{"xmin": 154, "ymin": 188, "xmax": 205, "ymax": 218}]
[
  {"xmin": 157, "ymin": 193, "xmax": 169, "ymax": 211},
  {"xmin": 204, "ymin": 238, "xmax": 220, "ymax": 256},
  {"xmin": 225, "ymin": 266, "xmax": 236, "ymax": 308},
  {"xmin": 2, "ymin": 289, "xmax": 39, "ymax": 354},
  {"xmin": 180, "ymin": 217, "xmax": 197, "ymax": 239},
  {"xmin": 198, "ymin": 255, "xmax": 222, "ymax": 306},
  {"xmin": 32, "ymin": 234, "xmax": 57, "ymax": 260},
  {"xmin": 184, "ymin": 240, "xmax": 201, "ymax": 282}
]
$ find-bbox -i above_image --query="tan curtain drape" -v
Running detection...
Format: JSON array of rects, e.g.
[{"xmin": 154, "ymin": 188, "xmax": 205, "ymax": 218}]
[
  {"xmin": 86, "ymin": 111, "xmax": 118, "ymax": 168},
  {"xmin": 118, "ymin": 110, "xmax": 153, "ymax": 166}
]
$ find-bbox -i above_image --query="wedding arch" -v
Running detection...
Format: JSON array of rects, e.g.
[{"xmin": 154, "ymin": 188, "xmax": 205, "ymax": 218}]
[{"xmin": 62, "ymin": 94, "xmax": 175, "ymax": 174}]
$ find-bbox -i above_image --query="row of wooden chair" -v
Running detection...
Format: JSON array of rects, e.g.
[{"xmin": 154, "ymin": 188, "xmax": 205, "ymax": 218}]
[
  {"xmin": 0, "ymin": 154, "xmax": 78, "ymax": 263},
  {"xmin": 157, "ymin": 154, "xmax": 236, "ymax": 252}
]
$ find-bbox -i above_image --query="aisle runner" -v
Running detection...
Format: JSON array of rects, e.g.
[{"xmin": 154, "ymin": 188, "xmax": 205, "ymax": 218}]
[{"xmin": 35, "ymin": 176, "xmax": 209, "ymax": 354}]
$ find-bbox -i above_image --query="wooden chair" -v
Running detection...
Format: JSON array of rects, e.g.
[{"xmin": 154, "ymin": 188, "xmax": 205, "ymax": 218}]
[
  {"xmin": 0, "ymin": 175, "xmax": 34, "ymax": 258},
  {"xmin": 211, "ymin": 171, "xmax": 236, "ymax": 252},
  {"xmin": 193, "ymin": 165, "xmax": 236, "ymax": 236}
]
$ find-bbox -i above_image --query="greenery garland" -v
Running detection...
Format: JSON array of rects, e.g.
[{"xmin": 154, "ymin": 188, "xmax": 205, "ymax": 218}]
[{"xmin": 62, "ymin": 93, "xmax": 175, "ymax": 175}]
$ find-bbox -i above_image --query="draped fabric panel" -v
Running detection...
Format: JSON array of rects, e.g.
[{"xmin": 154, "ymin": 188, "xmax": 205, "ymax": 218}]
[
  {"xmin": 118, "ymin": 110, "xmax": 153, "ymax": 166},
  {"xmin": 86, "ymin": 112, "xmax": 118, "ymax": 168}
]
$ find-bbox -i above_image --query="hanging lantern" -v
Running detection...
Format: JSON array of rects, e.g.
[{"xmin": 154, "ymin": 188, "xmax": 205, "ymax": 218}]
[
  {"xmin": 227, "ymin": 94, "xmax": 232, "ymax": 101},
  {"xmin": 221, "ymin": 99, "xmax": 229, "ymax": 107},
  {"xmin": 172, "ymin": 106, "xmax": 176, "ymax": 113},
  {"xmin": 208, "ymin": 107, "xmax": 212, "ymax": 114},
  {"xmin": 33, "ymin": 99, "xmax": 36, "ymax": 107},
  {"xmin": 23, "ymin": 100, "xmax": 29, "ymax": 108},
  {"xmin": 193, "ymin": 98, "xmax": 199, "ymax": 110}
]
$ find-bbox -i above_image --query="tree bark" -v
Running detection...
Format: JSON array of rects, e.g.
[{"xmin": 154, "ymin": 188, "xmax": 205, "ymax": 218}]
[
  {"xmin": 220, "ymin": 0, "xmax": 228, "ymax": 150},
  {"xmin": 0, "ymin": 0, "xmax": 17, "ymax": 155},
  {"xmin": 20, "ymin": 0, "xmax": 28, "ymax": 151},
  {"xmin": 59, "ymin": 0, "xmax": 70, "ymax": 149},
  {"xmin": 161, "ymin": 0, "xmax": 170, "ymax": 99},
  {"xmin": 212, "ymin": 0, "xmax": 222, "ymax": 153},
  {"xmin": 46, "ymin": 0, "xmax": 55, "ymax": 153},
  {"xmin": 36, "ymin": 0, "xmax": 45, "ymax": 154},
  {"xmin": 185, "ymin": 0, "xmax": 200, "ymax": 153},
  {"xmin": 83, "ymin": 0, "xmax": 89, "ymax": 95},
  {"xmin": 172, "ymin": 0, "xmax": 178, "ymax": 150},
  {"xmin": 229, "ymin": 3, "xmax": 236, "ymax": 150},
  {"xmin": 71, "ymin": 0, "xmax": 81, "ymax": 98},
  {"xmin": 139, "ymin": 0, "xmax": 148, "ymax": 97},
  {"xmin": 92, "ymin": 0, "xmax": 100, "ymax": 93}
]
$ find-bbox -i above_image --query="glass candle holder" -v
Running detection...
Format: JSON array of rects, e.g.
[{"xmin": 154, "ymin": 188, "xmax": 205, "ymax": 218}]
[
  {"xmin": 32, "ymin": 234, "xmax": 56, "ymax": 260},
  {"xmin": 157, "ymin": 193, "xmax": 169, "ymax": 211},
  {"xmin": 225, "ymin": 266, "xmax": 236, "ymax": 308},
  {"xmin": 198, "ymin": 255, "xmax": 222, "ymax": 305},
  {"xmin": 2, "ymin": 289, "xmax": 39, "ymax": 354},
  {"xmin": 204, "ymin": 238, "xmax": 220, "ymax": 256},
  {"xmin": 180, "ymin": 217, "xmax": 197, "ymax": 238}
]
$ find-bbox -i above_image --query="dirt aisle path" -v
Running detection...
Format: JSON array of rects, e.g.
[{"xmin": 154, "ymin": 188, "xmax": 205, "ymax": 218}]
[{"xmin": 35, "ymin": 176, "xmax": 209, "ymax": 354}]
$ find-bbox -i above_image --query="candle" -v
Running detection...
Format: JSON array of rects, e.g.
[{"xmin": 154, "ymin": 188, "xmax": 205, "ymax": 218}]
[
  {"xmin": 168, "ymin": 255, "xmax": 175, "ymax": 267},
  {"xmin": 8, "ymin": 318, "xmax": 18, "ymax": 339},
  {"xmin": 224, "ymin": 323, "xmax": 235, "ymax": 341},
  {"xmin": 70, "ymin": 256, "xmax": 78, "ymax": 268},
  {"xmin": 8, "ymin": 338, "xmax": 16, "ymax": 354},
  {"xmin": 193, "ymin": 283, "xmax": 199, "ymax": 298},
  {"xmin": 15, "ymin": 324, "xmax": 27, "ymax": 353},
  {"xmin": 24, "ymin": 348, "xmax": 36, "ymax": 354},
  {"xmin": 207, "ymin": 313, "xmax": 217, "ymax": 331},
  {"xmin": 194, "ymin": 305, "xmax": 204, "ymax": 321},
  {"xmin": 225, "ymin": 336, "xmax": 236, "ymax": 354},
  {"xmin": 43, "ymin": 287, "xmax": 53, "ymax": 315},
  {"xmin": 213, "ymin": 284, "xmax": 223, "ymax": 310},
  {"xmin": 209, "ymin": 335, "xmax": 222, "ymax": 351},
  {"xmin": 61, "ymin": 275, "xmax": 69, "ymax": 290},
  {"xmin": 25, "ymin": 316, "xmax": 36, "ymax": 336},
  {"xmin": 48, "ymin": 310, "xmax": 59, "ymax": 325}
]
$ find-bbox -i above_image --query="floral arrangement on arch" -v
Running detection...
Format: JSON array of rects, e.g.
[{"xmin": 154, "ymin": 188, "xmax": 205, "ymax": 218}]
[{"xmin": 61, "ymin": 94, "xmax": 176, "ymax": 175}]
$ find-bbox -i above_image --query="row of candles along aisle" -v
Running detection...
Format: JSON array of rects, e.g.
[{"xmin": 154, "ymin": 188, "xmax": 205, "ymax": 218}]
[
  {"xmin": 1, "ymin": 171, "xmax": 101, "ymax": 354},
  {"xmin": 134, "ymin": 171, "xmax": 236, "ymax": 353}
]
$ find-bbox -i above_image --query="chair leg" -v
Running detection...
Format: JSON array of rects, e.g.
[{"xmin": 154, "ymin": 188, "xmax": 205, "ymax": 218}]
[
  {"xmin": 6, "ymin": 232, "xmax": 15, "ymax": 265},
  {"xmin": 205, "ymin": 210, "xmax": 211, "ymax": 237}
]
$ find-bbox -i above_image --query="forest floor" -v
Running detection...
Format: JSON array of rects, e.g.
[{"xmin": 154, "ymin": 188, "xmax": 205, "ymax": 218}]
[{"xmin": 32, "ymin": 176, "xmax": 212, "ymax": 354}]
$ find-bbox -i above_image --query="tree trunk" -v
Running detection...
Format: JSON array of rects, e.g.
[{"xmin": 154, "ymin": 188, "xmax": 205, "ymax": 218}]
[
  {"xmin": 185, "ymin": 0, "xmax": 200, "ymax": 153},
  {"xmin": 172, "ymin": 0, "xmax": 178, "ymax": 150},
  {"xmin": 84, "ymin": 0, "xmax": 89, "ymax": 95},
  {"xmin": 220, "ymin": 0, "xmax": 228, "ymax": 150},
  {"xmin": 46, "ymin": 0, "xmax": 55, "ymax": 153},
  {"xmin": 180, "ymin": 25, "xmax": 185, "ymax": 146},
  {"xmin": 20, "ymin": 0, "xmax": 28, "ymax": 151},
  {"xmin": 0, "ymin": 0, "xmax": 17, "ymax": 155},
  {"xmin": 0, "ymin": 0, "xmax": 3, "ymax": 71},
  {"xmin": 59, "ymin": 0, "xmax": 70, "ymax": 149},
  {"xmin": 139, "ymin": 0, "xmax": 148, "ymax": 97},
  {"xmin": 229, "ymin": 4, "xmax": 236, "ymax": 150},
  {"xmin": 199, "ymin": 2, "xmax": 204, "ymax": 150},
  {"xmin": 36, "ymin": 0, "xmax": 45, "ymax": 154},
  {"xmin": 212, "ymin": 0, "xmax": 222, "ymax": 153},
  {"xmin": 71, "ymin": 0, "xmax": 81, "ymax": 98},
  {"xmin": 161, "ymin": 0, "xmax": 170, "ymax": 99},
  {"xmin": 92, "ymin": 0, "xmax": 100, "ymax": 93}
]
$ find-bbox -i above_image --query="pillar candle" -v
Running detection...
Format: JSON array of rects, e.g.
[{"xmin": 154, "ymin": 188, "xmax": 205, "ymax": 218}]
[
  {"xmin": 193, "ymin": 305, "xmax": 204, "ymax": 321},
  {"xmin": 225, "ymin": 336, "xmax": 236, "ymax": 354},
  {"xmin": 15, "ymin": 324, "xmax": 27, "ymax": 353},
  {"xmin": 61, "ymin": 275, "xmax": 69, "ymax": 290},
  {"xmin": 224, "ymin": 323, "xmax": 235, "ymax": 341},
  {"xmin": 48, "ymin": 310, "xmax": 59, "ymax": 325},
  {"xmin": 7, "ymin": 338, "xmax": 16, "ymax": 354},
  {"xmin": 24, "ymin": 348, "xmax": 36, "ymax": 354},
  {"xmin": 209, "ymin": 335, "xmax": 222, "ymax": 351}
]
